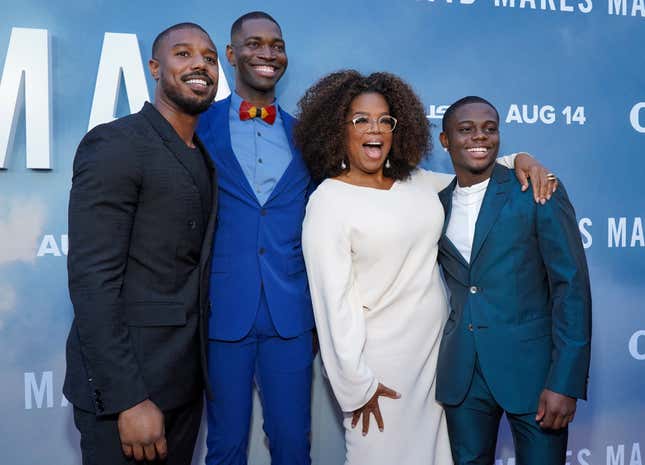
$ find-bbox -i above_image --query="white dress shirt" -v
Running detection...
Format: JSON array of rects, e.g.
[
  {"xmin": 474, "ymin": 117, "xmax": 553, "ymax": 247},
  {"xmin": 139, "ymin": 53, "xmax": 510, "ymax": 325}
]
[{"xmin": 445, "ymin": 178, "xmax": 490, "ymax": 264}]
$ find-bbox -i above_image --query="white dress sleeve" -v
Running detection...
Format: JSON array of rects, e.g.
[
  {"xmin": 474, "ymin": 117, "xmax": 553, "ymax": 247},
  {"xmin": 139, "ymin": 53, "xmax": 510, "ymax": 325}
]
[
  {"xmin": 496, "ymin": 153, "xmax": 518, "ymax": 169},
  {"xmin": 422, "ymin": 153, "xmax": 519, "ymax": 192},
  {"xmin": 302, "ymin": 187, "xmax": 379, "ymax": 412}
]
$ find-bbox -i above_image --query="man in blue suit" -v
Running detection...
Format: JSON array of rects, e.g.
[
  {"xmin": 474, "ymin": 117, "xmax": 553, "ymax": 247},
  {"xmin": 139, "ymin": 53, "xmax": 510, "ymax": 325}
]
[
  {"xmin": 196, "ymin": 11, "xmax": 314, "ymax": 465},
  {"xmin": 436, "ymin": 96, "xmax": 592, "ymax": 465}
]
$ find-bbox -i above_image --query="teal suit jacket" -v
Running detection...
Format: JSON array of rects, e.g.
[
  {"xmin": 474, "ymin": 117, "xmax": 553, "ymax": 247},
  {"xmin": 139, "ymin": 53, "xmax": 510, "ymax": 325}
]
[{"xmin": 436, "ymin": 165, "xmax": 591, "ymax": 414}]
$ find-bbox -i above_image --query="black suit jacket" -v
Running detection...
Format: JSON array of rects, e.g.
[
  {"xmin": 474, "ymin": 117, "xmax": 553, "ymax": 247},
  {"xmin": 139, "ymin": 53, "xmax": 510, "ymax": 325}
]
[{"xmin": 63, "ymin": 102, "xmax": 217, "ymax": 416}]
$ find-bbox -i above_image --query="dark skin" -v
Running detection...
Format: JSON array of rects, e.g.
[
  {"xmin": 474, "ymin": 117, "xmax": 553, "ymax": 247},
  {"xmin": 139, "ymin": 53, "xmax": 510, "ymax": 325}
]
[
  {"xmin": 536, "ymin": 389, "xmax": 577, "ymax": 430},
  {"xmin": 513, "ymin": 155, "xmax": 557, "ymax": 204},
  {"xmin": 117, "ymin": 27, "xmax": 218, "ymax": 462},
  {"xmin": 350, "ymin": 98, "xmax": 560, "ymax": 435},
  {"xmin": 350, "ymin": 99, "xmax": 560, "ymax": 436},
  {"xmin": 225, "ymin": 17, "xmax": 325, "ymax": 357},
  {"xmin": 351, "ymin": 383, "xmax": 401, "ymax": 435},
  {"xmin": 340, "ymin": 93, "xmax": 402, "ymax": 433},
  {"xmin": 149, "ymin": 28, "xmax": 219, "ymax": 147},
  {"xmin": 441, "ymin": 101, "xmax": 575, "ymax": 431},
  {"xmin": 439, "ymin": 102, "xmax": 501, "ymax": 187},
  {"xmin": 338, "ymin": 95, "xmax": 556, "ymax": 198},
  {"xmin": 440, "ymin": 102, "xmax": 558, "ymax": 201},
  {"xmin": 337, "ymin": 92, "xmax": 395, "ymax": 190},
  {"xmin": 226, "ymin": 18, "xmax": 287, "ymax": 107}
]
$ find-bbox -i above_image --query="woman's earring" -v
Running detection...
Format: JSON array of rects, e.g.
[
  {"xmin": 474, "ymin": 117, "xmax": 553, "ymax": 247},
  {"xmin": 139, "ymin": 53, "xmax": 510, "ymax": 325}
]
[
  {"xmin": 443, "ymin": 146, "xmax": 448, "ymax": 152},
  {"xmin": 341, "ymin": 159, "xmax": 347, "ymax": 170},
  {"xmin": 385, "ymin": 158, "xmax": 391, "ymax": 169}
]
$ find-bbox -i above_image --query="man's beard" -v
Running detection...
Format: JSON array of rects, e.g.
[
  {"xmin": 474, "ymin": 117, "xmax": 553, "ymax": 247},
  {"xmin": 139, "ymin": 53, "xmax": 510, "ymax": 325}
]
[
  {"xmin": 466, "ymin": 158, "xmax": 497, "ymax": 176},
  {"xmin": 161, "ymin": 78, "xmax": 214, "ymax": 116}
]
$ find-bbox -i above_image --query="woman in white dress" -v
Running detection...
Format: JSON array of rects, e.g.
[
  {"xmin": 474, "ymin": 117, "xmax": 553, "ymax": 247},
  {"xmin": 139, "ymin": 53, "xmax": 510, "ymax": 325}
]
[{"xmin": 293, "ymin": 70, "xmax": 555, "ymax": 465}]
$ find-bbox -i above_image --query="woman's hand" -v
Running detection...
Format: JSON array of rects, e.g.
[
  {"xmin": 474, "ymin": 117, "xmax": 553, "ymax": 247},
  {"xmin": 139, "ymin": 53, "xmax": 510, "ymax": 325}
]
[
  {"xmin": 514, "ymin": 153, "xmax": 559, "ymax": 204},
  {"xmin": 351, "ymin": 383, "xmax": 401, "ymax": 436}
]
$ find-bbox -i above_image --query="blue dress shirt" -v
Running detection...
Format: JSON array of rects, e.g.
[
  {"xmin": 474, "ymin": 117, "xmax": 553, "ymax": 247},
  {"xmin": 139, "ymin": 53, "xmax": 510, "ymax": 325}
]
[{"xmin": 229, "ymin": 92, "xmax": 293, "ymax": 205}]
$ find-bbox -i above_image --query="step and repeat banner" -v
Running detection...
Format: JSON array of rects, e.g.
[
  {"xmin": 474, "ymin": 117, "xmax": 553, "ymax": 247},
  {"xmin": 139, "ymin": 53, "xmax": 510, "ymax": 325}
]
[{"xmin": 0, "ymin": 0, "xmax": 643, "ymax": 464}]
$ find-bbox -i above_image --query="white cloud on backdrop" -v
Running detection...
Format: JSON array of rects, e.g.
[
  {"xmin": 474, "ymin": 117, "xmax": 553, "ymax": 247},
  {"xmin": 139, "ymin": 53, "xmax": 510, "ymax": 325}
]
[
  {"xmin": 0, "ymin": 197, "xmax": 46, "ymax": 265},
  {"xmin": 0, "ymin": 196, "xmax": 46, "ymax": 329},
  {"xmin": 0, "ymin": 283, "xmax": 16, "ymax": 329}
]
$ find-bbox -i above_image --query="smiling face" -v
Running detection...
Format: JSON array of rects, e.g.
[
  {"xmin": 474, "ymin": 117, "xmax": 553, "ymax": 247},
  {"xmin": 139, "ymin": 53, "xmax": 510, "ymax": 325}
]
[
  {"xmin": 227, "ymin": 18, "xmax": 287, "ymax": 105},
  {"xmin": 344, "ymin": 92, "xmax": 394, "ymax": 177},
  {"xmin": 440, "ymin": 101, "xmax": 500, "ymax": 186},
  {"xmin": 149, "ymin": 27, "xmax": 219, "ymax": 115}
]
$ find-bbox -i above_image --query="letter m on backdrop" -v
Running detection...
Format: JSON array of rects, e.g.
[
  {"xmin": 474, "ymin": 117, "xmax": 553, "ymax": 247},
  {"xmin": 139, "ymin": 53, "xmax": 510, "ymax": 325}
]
[
  {"xmin": 24, "ymin": 371, "xmax": 53, "ymax": 409},
  {"xmin": 0, "ymin": 28, "xmax": 51, "ymax": 169}
]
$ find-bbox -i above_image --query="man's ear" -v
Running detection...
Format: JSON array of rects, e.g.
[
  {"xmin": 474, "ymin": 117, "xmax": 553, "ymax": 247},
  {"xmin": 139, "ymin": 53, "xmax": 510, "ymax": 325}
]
[
  {"xmin": 225, "ymin": 44, "xmax": 236, "ymax": 67},
  {"xmin": 149, "ymin": 58, "xmax": 160, "ymax": 80},
  {"xmin": 439, "ymin": 132, "xmax": 449, "ymax": 151}
]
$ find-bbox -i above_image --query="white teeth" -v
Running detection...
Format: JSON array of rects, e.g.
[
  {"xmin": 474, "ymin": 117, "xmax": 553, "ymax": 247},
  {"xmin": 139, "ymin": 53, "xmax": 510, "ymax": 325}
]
[
  {"xmin": 186, "ymin": 79, "xmax": 208, "ymax": 86},
  {"xmin": 364, "ymin": 142, "xmax": 382, "ymax": 147},
  {"xmin": 253, "ymin": 65, "xmax": 275, "ymax": 73},
  {"xmin": 467, "ymin": 147, "xmax": 487, "ymax": 153}
]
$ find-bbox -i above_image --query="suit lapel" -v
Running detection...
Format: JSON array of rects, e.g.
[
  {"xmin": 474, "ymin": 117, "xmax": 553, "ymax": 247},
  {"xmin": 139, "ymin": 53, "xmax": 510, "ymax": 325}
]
[
  {"xmin": 265, "ymin": 108, "xmax": 308, "ymax": 204},
  {"xmin": 208, "ymin": 97, "xmax": 258, "ymax": 202},
  {"xmin": 438, "ymin": 179, "xmax": 470, "ymax": 268},
  {"xmin": 141, "ymin": 102, "xmax": 198, "ymax": 183},
  {"xmin": 195, "ymin": 135, "xmax": 217, "ymax": 217},
  {"xmin": 198, "ymin": 136, "xmax": 218, "ymax": 274},
  {"xmin": 439, "ymin": 179, "xmax": 456, "ymax": 236},
  {"xmin": 161, "ymin": 136, "xmax": 200, "ymax": 183},
  {"xmin": 141, "ymin": 102, "xmax": 211, "ymax": 217},
  {"xmin": 469, "ymin": 164, "xmax": 511, "ymax": 265}
]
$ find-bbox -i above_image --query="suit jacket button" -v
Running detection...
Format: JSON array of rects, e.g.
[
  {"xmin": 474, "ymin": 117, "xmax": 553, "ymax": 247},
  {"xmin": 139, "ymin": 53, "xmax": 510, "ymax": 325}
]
[
  {"xmin": 188, "ymin": 219, "xmax": 197, "ymax": 230},
  {"xmin": 259, "ymin": 248, "xmax": 265, "ymax": 255},
  {"xmin": 260, "ymin": 209, "xmax": 267, "ymax": 216},
  {"xmin": 469, "ymin": 286, "xmax": 479, "ymax": 294},
  {"xmin": 468, "ymin": 323, "xmax": 474, "ymax": 332}
]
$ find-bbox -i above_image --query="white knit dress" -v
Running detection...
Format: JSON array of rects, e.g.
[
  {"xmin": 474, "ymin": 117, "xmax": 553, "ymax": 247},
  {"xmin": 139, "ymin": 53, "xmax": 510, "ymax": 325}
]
[{"xmin": 302, "ymin": 168, "xmax": 456, "ymax": 465}]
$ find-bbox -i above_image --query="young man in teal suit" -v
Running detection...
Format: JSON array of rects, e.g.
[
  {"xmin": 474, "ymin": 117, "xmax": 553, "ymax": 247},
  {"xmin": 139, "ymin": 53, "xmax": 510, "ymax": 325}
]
[
  {"xmin": 436, "ymin": 96, "xmax": 592, "ymax": 465},
  {"xmin": 196, "ymin": 12, "xmax": 314, "ymax": 465}
]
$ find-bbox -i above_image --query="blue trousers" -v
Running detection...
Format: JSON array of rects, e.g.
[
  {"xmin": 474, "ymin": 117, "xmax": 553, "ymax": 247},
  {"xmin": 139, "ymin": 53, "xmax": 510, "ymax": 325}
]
[
  {"xmin": 205, "ymin": 292, "xmax": 313, "ymax": 465},
  {"xmin": 444, "ymin": 358, "xmax": 568, "ymax": 465}
]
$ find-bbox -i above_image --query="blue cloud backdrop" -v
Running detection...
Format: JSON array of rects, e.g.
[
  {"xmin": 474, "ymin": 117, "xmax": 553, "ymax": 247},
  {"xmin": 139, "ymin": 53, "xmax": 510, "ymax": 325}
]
[{"xmin": 1, "ymin": 1, "xmax": 643, "ymax": 464}]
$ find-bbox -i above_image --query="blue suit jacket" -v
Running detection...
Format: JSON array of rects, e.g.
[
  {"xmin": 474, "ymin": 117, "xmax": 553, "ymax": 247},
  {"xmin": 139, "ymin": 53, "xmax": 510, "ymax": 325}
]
[
  {"xmin": 196, "ymin": 97, "xmax": 314, "ymax": 340},
  {"xmin": 436, "ymin": 165, "xmax": 591, "ymax": 414}
]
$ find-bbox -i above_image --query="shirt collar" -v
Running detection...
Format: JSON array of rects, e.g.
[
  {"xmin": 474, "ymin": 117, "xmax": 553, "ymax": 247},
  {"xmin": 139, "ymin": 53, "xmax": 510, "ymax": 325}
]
[
  {"xmin": 454, "ymin": 178, "xmax": 490, "ymax": 196},
  {"xmin": 231, "ymin": 90, "xmax": 279, "ymax": 112}
]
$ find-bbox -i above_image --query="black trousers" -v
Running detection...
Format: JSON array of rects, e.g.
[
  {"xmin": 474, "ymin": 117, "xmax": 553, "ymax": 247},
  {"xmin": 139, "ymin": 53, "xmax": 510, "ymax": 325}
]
[{"xmin": 73, "ymin": 396, "xmax": 203, "ymax": 465}]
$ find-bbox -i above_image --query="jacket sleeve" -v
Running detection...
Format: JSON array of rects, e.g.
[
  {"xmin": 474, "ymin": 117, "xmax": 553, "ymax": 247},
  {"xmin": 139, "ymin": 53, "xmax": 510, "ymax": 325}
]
[
  {"xmin": 302, "ymin": 190, "xmax": 379, "ymax": 412},
  {"xmin": 67, "ymin": 124, "xmax": 148, "ymax": 416},
  {"xmin": 535, "ymin": 182, "xmax": 592, "ymax": 399}
]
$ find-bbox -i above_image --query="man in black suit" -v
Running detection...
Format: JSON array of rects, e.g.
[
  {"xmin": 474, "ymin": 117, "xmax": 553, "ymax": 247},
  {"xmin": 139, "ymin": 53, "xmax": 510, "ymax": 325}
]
[{"xmin": 63, "ymin": 23, "xmax": 219, "ymax": 464}]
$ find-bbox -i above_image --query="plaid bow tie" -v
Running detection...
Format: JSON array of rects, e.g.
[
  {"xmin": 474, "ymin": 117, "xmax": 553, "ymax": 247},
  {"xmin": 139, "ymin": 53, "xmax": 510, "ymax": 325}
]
[{"xmin": 239, "ymin": 101, "xmax": 277, "ymax": 125}]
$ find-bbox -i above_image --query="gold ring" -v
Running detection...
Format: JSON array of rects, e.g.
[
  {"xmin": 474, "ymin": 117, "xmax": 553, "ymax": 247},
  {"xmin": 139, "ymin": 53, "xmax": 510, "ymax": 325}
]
[{"xmin": 546, "ymin": 172, "xmax": 557, "ymax": 180}]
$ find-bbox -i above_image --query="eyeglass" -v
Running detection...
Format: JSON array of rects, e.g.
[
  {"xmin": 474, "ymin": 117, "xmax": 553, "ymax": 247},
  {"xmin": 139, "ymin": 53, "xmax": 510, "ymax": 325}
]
[{"xmin": 346, "ymin": 115, "xmax": 398, "ymax": 133}]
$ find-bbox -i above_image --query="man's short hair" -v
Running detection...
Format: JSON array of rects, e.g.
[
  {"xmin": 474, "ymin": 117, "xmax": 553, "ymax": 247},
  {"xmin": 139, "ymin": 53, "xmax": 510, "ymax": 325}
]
[
  {"xmin": 152, "ymin": 22, "xmax": 210, "ymax": 59},
  {"xmin": 230, "ymin": 11, "xmax": 281, "ymax": 41},
  {"xmin": 442, "ymin": 96, "xmax": 499, "ymax": 132}
]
